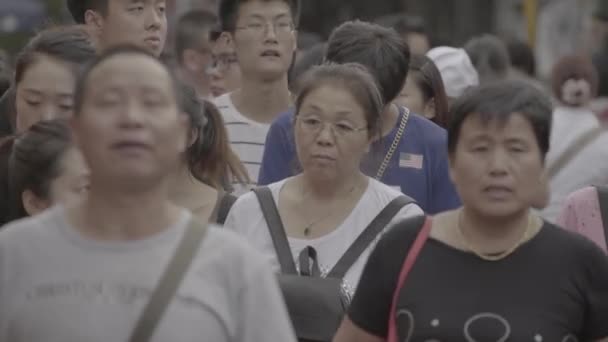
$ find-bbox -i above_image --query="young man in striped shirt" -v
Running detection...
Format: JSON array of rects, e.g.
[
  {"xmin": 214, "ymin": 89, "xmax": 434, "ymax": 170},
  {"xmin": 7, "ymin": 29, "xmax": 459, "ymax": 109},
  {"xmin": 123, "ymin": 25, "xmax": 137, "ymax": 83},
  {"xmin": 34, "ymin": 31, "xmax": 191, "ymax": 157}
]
[{"xmin": 214, "ymin": 0, "xmax": 298, "ymax": 194}]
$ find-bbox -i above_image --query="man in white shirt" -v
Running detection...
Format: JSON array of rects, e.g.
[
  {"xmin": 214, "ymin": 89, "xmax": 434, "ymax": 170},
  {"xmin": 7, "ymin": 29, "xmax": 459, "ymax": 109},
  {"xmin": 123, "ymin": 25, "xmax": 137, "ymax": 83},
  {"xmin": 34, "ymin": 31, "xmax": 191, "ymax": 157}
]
[{"xmin": 214, "ymin": 0, "xmax": 298, "ymax": 193}]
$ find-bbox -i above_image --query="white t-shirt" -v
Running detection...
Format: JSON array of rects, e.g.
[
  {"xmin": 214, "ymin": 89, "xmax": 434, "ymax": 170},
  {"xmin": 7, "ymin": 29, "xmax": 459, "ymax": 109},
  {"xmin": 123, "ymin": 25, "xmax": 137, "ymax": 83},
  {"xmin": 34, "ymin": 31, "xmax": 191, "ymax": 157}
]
[
  {"xmin": 213, "ymin": 93, "xmax": 270, "ymax": 194},
  {"xmin": 0, "ymin": 207, "xmax": 296, "ymax": 342},
  {"xmin": 224, "ymin": 177, "xmax": 424, "ymax": 298},
  {"xmin": 542, "ymin": 106, "xmax": 608, "ymax": 222}
]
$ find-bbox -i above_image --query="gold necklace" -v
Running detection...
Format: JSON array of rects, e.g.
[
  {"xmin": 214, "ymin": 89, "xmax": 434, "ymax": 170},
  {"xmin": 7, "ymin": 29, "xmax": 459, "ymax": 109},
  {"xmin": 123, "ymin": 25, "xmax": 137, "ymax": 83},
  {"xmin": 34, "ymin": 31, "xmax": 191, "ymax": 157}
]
[
  {"xmin": 457, "ymin": 211, "xmax": 534, "ymax": 261},
  {"xmin": 299, "ymin": 183, "xmax": 358, "ymax": 237}
]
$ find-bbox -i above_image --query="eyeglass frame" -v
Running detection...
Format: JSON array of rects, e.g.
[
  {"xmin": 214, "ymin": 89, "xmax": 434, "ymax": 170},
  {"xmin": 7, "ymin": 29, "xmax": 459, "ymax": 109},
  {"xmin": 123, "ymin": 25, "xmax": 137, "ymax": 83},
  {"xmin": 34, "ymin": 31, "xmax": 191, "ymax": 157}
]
[
  {"xmin": 235, "ymin": 18, "xmax": 296, "ymax": 36},
  {"xmin": 296, "ymin": 115, "xmax": 369, "ymax": 139},
  {"xmin": 209, "ymin": 53, "xmax": 239, "ymax": 73}
]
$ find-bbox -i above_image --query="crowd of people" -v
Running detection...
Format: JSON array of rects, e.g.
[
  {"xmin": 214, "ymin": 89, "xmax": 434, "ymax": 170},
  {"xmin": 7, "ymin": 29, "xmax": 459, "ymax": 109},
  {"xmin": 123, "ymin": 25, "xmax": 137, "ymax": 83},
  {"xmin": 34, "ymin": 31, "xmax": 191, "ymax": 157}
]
[{"xmin": 0, "ymin": 0, "xmax": 608, "ymax": 341}]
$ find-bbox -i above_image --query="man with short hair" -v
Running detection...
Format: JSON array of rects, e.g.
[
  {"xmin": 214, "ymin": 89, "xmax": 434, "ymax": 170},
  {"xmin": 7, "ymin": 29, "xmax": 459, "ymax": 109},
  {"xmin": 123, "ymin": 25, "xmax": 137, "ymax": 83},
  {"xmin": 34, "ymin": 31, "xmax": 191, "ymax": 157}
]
[
  {"xmin": 175, "ymin": 9, "xmax": 217, "ymax": 98},
  {"xmin": 259, "ymin": 21, "xmax": 461, "ymax": 214},
  {"xmin": 0, "ymin": 46, "xmax": 297, "ymax": 342},
  {"xmin": 66, "ymin": 0, "xmax": 168, "ymax": 56},
  {"xmin": 213, "ymin": 0, "xmax": 298, "ymax": 193}
]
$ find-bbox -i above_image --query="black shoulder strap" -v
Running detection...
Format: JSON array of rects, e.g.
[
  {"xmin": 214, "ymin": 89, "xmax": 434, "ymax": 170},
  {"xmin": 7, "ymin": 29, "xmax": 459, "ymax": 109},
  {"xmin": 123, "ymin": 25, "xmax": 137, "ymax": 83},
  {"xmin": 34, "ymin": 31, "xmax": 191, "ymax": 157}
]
[
  {"xmin": 215, "ymin": 193, "xmax": 237, "ymax": 225},
  {"xmin": 129, "ymin": 219, "xmax": 208, "ymax": 342},
  {"xmin": 252, "ymin": 187, "xmax": 298, "ymax": 274},
  {"xmin": 328, "ymin": 195, "xmax": 415, "ymax": 278},
  {"xmin": 596, "ymin": 186, "xmax": 608, "ymax": 248}
]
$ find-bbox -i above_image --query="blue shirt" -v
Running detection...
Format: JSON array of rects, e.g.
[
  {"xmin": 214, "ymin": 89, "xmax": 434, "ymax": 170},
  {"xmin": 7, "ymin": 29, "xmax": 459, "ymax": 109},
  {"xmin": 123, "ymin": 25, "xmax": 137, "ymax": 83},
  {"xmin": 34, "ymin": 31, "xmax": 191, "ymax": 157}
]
[{"xmin": 258, "ymin": 106, "xmax": 461, "ymax": 214}]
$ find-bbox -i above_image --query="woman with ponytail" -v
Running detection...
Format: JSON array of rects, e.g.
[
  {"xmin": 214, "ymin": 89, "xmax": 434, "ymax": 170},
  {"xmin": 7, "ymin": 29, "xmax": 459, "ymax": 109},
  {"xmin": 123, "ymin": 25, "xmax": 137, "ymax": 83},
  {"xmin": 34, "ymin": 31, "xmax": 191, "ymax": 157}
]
[
  {"xmin": 170, "ymin": 83, "xmax": 249, "ymax": 224},
  {"xmin": 0, "ymin": 119, "xmax": 88, "ymax": 226}
]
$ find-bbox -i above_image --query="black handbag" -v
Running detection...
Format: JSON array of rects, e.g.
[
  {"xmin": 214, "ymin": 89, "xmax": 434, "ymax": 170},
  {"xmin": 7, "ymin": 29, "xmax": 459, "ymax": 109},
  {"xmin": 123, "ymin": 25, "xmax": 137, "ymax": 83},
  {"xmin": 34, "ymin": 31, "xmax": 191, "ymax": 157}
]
[{"xmin": 253, "ymin": 187, "xmax": 414, "ymax": 342}]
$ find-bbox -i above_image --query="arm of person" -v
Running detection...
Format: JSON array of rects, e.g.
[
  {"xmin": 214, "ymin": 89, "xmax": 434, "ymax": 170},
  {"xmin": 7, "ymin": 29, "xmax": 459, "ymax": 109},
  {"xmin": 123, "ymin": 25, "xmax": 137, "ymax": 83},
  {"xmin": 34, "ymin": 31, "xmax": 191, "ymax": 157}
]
[
  {"xmin": 258, "ymin": 113, "xmax": 297, "ymax": 186},
  {"xmin": 333, "ymin": 317, "xmax": 384, "ymax": 342},
  {"xmin": 236, "ymin": 247, "xmax": 297, "ymax": 342},
  {"xmin": 556, "ymin": 190, "xmax": 582, "ymax": 233},
  {"xmin": 582, "ymin": 238, "xmax": 608, "ymax": 340},
  {"xmin": 334, "ymin": 216, "xmax": 426, "ymax": 342}
]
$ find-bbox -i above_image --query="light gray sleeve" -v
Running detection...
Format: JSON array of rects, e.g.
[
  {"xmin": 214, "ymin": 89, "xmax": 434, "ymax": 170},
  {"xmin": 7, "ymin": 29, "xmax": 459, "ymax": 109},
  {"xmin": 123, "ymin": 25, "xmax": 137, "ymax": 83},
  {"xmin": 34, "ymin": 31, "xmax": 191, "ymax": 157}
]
[
  {"xmin": 235, "ymin": 252, "xmax": 296, "ymax": 342},
  {"xmin": 0, "ymin": 236, "xmax": 8, "ymax": 341}
]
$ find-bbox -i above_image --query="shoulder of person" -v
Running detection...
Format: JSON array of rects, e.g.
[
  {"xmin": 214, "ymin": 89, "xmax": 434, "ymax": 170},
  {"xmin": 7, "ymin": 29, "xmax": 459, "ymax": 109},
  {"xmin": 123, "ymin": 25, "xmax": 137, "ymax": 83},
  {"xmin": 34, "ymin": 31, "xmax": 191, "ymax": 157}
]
[
  {"xmin": 0, "ymin": 207, "xmax": 59, "ymax": 247},
  {"xmin": 565, "ymin": 186, "xmax": 599, "ymax": 207},
  {"xmin": 227, "ymin": 181, "xmax": 286, "ymax": 218},
  {"xmin": 403, "ymin": 111, "xmax": 447, "ymax": 145},
  {"xmin": 376, "ymin": 215, "xmax": 428, "ymax": 249},
  {"xmin": 542, "ymin": 221, "xmax": 607, "ymax": 259},
  {"xmin": 271, "ymin": 108, "xmax": 296, "ymax": 127},
  {"xmin": 368, "ymin": 178, "xmax": 417, "ymax": 207}
]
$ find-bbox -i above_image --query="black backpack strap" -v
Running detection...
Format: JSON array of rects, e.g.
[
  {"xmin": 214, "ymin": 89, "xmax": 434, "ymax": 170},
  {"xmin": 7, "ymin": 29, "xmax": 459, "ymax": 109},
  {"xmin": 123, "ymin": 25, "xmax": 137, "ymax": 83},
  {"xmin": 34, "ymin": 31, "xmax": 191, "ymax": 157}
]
[
  {"xmin": 129, "ymin": 219, "xmax": 208, "ymax": 342},
  {"xmin": 595, "ymin": 186, "xmax": 608, "ymax": 248},
  {"xmin": 252, "ymin": 187, "xmax": 298, "ymax": 274},
  {"xmin": 215, "ymin": 193, "xmax": 237, "ymax": 225},
  {"xmin": 328, "ymin": 195, "xmax": 415, "ymax": 278}
]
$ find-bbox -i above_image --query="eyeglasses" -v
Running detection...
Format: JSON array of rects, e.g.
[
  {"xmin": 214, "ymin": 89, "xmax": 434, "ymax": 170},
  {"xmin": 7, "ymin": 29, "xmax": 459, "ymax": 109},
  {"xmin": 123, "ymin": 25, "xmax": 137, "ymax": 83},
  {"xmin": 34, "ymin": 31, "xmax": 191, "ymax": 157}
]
[
  {"xmin": 236, "ymin": 20, "xmax": 295, "ymax": 36},
  {"xmin": 210, "ymin": 54, "xmax": 238, "ymax": 73},
  {"xmin": 297, "ymin": 116, "xmax": 368, "ymax": 138}
]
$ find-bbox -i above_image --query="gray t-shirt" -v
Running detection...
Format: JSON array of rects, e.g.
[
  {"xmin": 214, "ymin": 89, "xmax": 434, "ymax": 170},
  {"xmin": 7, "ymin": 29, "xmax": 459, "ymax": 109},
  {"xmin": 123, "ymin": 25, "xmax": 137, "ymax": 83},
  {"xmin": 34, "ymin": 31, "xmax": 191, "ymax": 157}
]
[{"xmin": 0, "ymin": 207, "xmax": 296, "ymax": 342}]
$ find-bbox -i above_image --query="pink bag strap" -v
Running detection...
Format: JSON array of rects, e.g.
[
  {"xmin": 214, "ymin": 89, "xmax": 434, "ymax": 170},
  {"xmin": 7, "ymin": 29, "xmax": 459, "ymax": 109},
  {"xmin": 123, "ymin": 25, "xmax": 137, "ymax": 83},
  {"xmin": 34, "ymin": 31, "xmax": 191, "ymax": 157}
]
[{"xmin": 387, "ymin": 216, "xmax": 432, "ymax": 342}]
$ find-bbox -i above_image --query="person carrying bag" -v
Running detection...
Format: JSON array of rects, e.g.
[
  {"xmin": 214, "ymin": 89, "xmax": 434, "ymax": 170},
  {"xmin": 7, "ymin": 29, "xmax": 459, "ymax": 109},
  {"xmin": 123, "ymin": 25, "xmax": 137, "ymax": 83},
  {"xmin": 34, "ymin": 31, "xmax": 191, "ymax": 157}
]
[{"xmin": 253, "ymin": 187, "xmax": 414, "ymax": 342}]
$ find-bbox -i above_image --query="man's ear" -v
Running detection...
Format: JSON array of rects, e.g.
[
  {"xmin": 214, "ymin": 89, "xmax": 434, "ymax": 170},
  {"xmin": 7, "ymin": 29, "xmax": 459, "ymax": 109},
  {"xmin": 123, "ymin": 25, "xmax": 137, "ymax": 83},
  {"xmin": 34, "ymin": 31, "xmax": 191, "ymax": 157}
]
[
  {"xmin": 219, "ymin": 32, "xmax": 235, "ymax": 49},
  {"xmin": 292, "ymin": 29, "xmax": 298, "ymax": 53},
  {"xmin": 84, "ymin": 9, "xmax": 104, "ymax": 30}
]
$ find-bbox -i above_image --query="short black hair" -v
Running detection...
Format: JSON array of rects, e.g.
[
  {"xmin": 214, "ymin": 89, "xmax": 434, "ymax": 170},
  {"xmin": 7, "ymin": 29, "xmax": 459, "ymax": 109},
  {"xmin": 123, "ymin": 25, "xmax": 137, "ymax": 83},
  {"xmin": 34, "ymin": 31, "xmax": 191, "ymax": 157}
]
[
  {"xmin": 464, "ymin": 34, "xmax": 511, "ymax": 84},
  {"xmin": 175, "ymin": 10, "xmax": 218, "ymax": 64},
  {"xmin": 447, "ymin": 80, "xmax": 553, "ymax": 160},
  {"xmin": 67, "ymin": 0, "xmax": 108, "ymax": 24},
  {"xmin": 325, "ymin": 20, "xmax": 410, "ymax": 105},
  {"xmin": 504, "ymin": 37, "xmax": 536, "ymax": 77},
  {"xmin": 218, "ymin": 0, "xmax": 300, "ymax": 32},
  {"xmin": 289, "ymin": 42, "xmax": 325, "ymax": 89},
  {"xmin": 74, "ymin": 45, "xmax": 177, "ymax": 115}
]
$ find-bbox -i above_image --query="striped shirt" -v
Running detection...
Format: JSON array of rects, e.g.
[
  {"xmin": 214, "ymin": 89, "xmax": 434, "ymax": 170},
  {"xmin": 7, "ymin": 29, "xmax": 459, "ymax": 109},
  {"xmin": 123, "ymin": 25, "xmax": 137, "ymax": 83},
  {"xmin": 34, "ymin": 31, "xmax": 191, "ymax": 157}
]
[{"xmin": 213, "ymin": 93, "xmax": 270, "ymax": 195}]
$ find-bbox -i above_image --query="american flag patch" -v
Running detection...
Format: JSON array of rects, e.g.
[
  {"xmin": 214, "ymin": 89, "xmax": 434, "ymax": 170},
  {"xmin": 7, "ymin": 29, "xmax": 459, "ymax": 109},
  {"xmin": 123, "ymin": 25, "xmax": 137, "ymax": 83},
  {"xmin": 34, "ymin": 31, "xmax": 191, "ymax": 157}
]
[{"xmin": 399, "ymin": 153, "xmax": 424, "ymax": 169}]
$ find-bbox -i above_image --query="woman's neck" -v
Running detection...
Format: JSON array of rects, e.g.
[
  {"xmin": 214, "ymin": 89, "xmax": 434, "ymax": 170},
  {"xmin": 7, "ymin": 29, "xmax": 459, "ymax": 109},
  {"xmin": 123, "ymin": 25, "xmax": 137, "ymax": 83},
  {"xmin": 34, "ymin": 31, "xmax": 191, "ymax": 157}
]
[
  {"xmin": 168, "ymin": 165, "xmax": 218, "ymax": 211},
  {"xmin": 232, "ymin": 76, "xmax": 291, "ymax": 123},
  {"xmin": 459, "ymin": 207, "xmax": 533, "ymax": 253},
  {"xmin": 298, "ymin": 172, "xmax": 368, "ymax": 201},
  {"xmin": 72, "ymin": 185, "xmax": 182, "ymax": 241}
]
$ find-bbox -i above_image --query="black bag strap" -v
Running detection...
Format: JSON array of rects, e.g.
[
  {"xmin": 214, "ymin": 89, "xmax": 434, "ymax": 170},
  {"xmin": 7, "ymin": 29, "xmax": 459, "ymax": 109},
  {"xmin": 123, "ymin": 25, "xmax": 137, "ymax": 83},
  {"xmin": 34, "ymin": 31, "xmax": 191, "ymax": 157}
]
[
  {"xmin": 252, "ymin": 187, "xmax": 298, "ymax": 274},
  {"xmin": 129, "ymin": 219, "xmax": 208, "ymax": 342},
  {"xmin": 298, "ymin": 246, "xmax": 323, "ymax": 277},
  {"xmin": 595, "ymin": 186, "xmax": 608, "ymax": 248},
  {"xmin": 328, "ymin": 195, "xmax": 414, "ymax": 278},
  {"xmin": 215, "ymin": 192, "xmax": 237, "ymax": 225}
]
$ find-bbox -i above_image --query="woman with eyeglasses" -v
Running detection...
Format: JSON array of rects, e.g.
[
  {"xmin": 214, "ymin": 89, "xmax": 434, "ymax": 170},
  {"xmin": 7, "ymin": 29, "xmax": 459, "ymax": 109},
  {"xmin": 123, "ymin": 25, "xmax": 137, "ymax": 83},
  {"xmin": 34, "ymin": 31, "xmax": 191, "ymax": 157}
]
[
  {"xmin": 333, "ymin": 80, "xmax": 608, "ymax": 342},
  {"xmin": 224, "ymin": 63, "xmax": 422, "ymax": 298}
]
